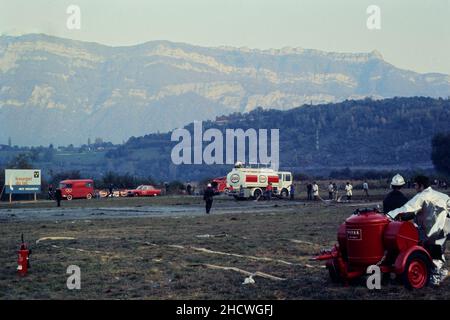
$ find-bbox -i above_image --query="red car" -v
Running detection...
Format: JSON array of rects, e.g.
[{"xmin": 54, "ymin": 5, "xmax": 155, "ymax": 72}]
[
  {"xmin": 59, "ymin": 179, "xmax": 95, "ymax": 200},
  {"xmin": 127, "ymin": 185, "xmax": 161, "ymax": 197}
]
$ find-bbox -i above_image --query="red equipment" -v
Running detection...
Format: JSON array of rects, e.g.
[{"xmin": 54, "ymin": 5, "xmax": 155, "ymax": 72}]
[
  {"xmin": 314, "ymin": 208, "xmax": 433, "ymax": 289},
  {"xmin": 211, "ymin": 177, "xmax": 229, "ymax": 193},
  {"xmin": 17, "ymin": 234, "xmax": 31, "ymax": 276}
]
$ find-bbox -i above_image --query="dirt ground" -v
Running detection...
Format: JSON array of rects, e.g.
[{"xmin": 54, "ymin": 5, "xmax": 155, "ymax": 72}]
[{"xmin": 1, "ymin": 188, "xmax": 450, "ymax": 300}]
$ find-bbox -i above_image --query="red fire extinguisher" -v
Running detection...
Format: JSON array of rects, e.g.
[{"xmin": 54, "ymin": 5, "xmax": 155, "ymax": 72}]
[{"xmin": 17, "ymin": 234, "xmax": 31, "ymax": 276}]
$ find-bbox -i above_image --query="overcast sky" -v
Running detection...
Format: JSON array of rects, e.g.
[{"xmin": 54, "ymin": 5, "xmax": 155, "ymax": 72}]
[{"xmin": 1, "ymin": 0, "xmax": 449, "ymax": 74}]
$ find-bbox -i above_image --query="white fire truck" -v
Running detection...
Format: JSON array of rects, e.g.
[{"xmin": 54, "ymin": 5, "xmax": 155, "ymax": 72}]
[{"xmin": 226, "ymin": 162, "xmax": 293, "ymax": 199}]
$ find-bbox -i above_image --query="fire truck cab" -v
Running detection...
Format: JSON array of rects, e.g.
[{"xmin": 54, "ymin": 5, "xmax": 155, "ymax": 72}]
[{"xmin": 226, "ymin": 162, "xmax": 293, "ymax": 199}]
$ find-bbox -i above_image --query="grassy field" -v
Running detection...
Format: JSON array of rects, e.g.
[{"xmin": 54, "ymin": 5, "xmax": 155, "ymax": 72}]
[{"xmin": 1, "ymin": 188, "xmax": 450, "ymax": 300}]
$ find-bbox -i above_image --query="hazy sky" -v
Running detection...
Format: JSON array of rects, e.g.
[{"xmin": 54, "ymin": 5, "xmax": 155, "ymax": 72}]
[{"xmin": 1, "ymin": 0, "xmax": 449, "ymax": 74}]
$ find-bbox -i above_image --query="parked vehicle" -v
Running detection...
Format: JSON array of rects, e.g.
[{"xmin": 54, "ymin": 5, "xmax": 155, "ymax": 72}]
[
  {"xmin": 126, "ymin": 185, "xmax": 161, "ymax": 197},
  {"xmin": 226, "ymin": 162, "xmax": 293, "ymax": 199},
  {"xmin": 97, "ymin": 190, "xmax": 123, "ymax": 198},
  {"xmin": 58, "ymin": 179, "xmax": 95, "ymax": 200},
  {"xmin": 211, "ymin": 177, "xmax": 229, "ymax": 194},
  {"xmin": 314, "ymin": 208, "xmax": 434, "ymax": 289}
]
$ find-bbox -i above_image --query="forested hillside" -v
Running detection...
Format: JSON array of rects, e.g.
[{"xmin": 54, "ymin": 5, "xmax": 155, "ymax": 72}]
[{"xmin": 105, "ymin": 97, "xmax": 450, "ymax": 180}]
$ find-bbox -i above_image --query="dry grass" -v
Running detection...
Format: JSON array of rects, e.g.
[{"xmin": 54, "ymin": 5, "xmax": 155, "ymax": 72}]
[{"xmin": 1, "ymin": 189, "xmax": 449, "ymax": 300}]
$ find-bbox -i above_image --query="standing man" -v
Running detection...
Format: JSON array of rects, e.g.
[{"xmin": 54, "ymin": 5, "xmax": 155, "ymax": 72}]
[
  {"xmin": 55, "ymin": 188, "xmax": 62, "ymax": 207},
  {"xmin": 164, "ymin": 182, "xmax": 169, "ymax": 195},
  {"xmin": 307, "ymin": 183, "xmax": 313, "ymax": 201},
  {"xmin": 387, "ymin": 175, "xmax": 450, "ymax": 286},
  {"xmin": 345, "ymin": 182, "xmax": 353, "ymax": 201},
  {"xmin": 312, "ymin": 182, "xmax": 319, "ymax": 201},
  {"xmin": 328, "ymin": 182, "xmax": 334, "ymax": 200},
  {"xmin": 383, "ymin": 174, "xmax": 408, "ymax": 213},
  {"xmin": 186, "ymin": 183, "xmax": 192, "ymax": 195},
  {"xmin": 203, "ymin": 183, "xmax": 215, "ymax": 214},
  {"xmin": 265, "ymin": 183, "xmax": 273, "ymax": 201},
  {"xmin": 48, "ymin": 184, "xmax": 54, "ymax": 200},
  {"xmin": 363, "ymin": 181, "xmax": 369, "ymax": 198},
  {"xmin": 290, "ymin": 184, "xmax": 295, "ymax": 200},
  {"xmin": 108, "ymin": 183, "xmax": 114, "ymax": 198},
  {"xmin": 333, "ymin": 182, "xmax": 338, "ymax": 201}
]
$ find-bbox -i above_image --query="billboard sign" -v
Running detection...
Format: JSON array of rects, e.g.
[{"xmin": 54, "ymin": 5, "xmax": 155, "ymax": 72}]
[{"xmin": 4, "ymin": 169, "xmax": 42, "ymax": 194}]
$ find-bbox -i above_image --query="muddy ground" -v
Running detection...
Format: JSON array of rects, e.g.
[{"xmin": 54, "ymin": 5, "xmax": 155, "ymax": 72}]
[{"xmin": 1, "ymin": 188, "xmax": 450, "ymax": 300}]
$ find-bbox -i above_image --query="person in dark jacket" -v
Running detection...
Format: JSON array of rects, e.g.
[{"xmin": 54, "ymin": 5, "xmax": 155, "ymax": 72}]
[
  {"xmin": 203, "ymin": 183, "xmax": 215, "ymax": 214},
  {"xmin": 55, "ymin": 188, "xmax": 62, "ymax": 207},
  {"xmin": 383, "ymin": 174, "xmax": 408, "ymax": 213},
  {"xmin": 48, "ymin": 184, "xmax": 54, "ymax": 200},
  {"xmin": 265, "ymin": 183, "xmax": 273, "ymax": 201},
  {"xmin": 108, "ymin": 183, "xmax": 114, "ymax": 198},
  {"xmin": 186, "ymin": 183, "xmax": 192, "ymax": 195},
  {"xmin": 307, "ymin": 183, "xmax": 313, "ymax": 201},
  {"xmin": 290, "ymin": 184, "xmax": 295, "ymax": 200}
]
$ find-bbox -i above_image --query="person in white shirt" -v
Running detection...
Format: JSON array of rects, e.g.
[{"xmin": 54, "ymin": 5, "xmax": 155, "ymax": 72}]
[
  {"xmin": 312, "ymin": 182, "xmax": 319, "ymax": 201},
  {"xmin": 387, "ymin": 175, "xmax": 450, "ymax": 286},
  {"xmin": 345, "ymin": 182, "xmax": 353, "ymax": 201},
  {"xmin": 328, "ymin": 182, "xmax": 334, "ymax": 200},
  {"xmin": 363, "ymin": 181, "xmax": 369, "ymax": 198}
]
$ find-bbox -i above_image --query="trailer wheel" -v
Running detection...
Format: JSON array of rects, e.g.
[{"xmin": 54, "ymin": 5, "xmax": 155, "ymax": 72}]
[
  {"xmin": 327, "ymin": 259, "xmax": 342, "ymax": 283},
  {"xmin": 66, "ymin": 195, "xmax": 73, "ymax": 201},
  {"xmin": 402, "ymin": 251, "xmax": 430, "ymax": 289},
  {"xmin": 280, "ymin": 188, "xmax": 289, "ymax": 198},
  {"xmin": 253, "ymin": 189, "xmax": 262, "ymax": 199},
  {"xmin": 86, "ymin": 193, "xmax": 92, "ymax": 200}
]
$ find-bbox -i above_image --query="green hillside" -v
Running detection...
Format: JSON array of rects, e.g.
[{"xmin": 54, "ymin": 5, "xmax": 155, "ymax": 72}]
[
  {"xmin": 1, "ymin": 97, "xmax": 449, "ymax": 182},
  {"xmin": 105, "ymin": 97, "xmax": 450, "ymax": 180}
]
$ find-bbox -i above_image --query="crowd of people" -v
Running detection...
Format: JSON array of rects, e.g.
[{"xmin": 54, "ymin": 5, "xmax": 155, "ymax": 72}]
[
  {"xmin": 200, "ymin": 176, "xmax": 449, "ymax": 212},
  {"xmin": 305, "ymin": 180, "xmax": 370, "ymax": 202}
]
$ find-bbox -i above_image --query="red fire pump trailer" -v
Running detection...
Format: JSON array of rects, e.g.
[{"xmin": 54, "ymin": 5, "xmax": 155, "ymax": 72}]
[{"xmin": 314, "ymin": 208, "xmax": 433, "ymax": 289}]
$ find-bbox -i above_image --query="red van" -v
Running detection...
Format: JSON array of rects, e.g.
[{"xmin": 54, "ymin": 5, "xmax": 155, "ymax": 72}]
[{"xmin": 59, "ymin": 179, "xmax": 95, "ymax": 200}]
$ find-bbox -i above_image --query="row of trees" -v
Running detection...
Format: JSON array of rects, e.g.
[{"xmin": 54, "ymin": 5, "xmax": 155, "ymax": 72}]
[
  {"xmin": 0, "ymin": 153, "xmax": 191, "ymax": 196},
  {"xmin": 99, "ymin": 171, "xmax": 156, "ymax": 189},
  {"xmin": 432, "ymin": 133, "xmax": 450, "ymax": 177},
  {"xmin": 102, "ymin": 97, "xmax": 450, "ymax": 180},
  {"xmin": 1, "ymin": 121, "xmax": 448, "ymax": 198}
]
